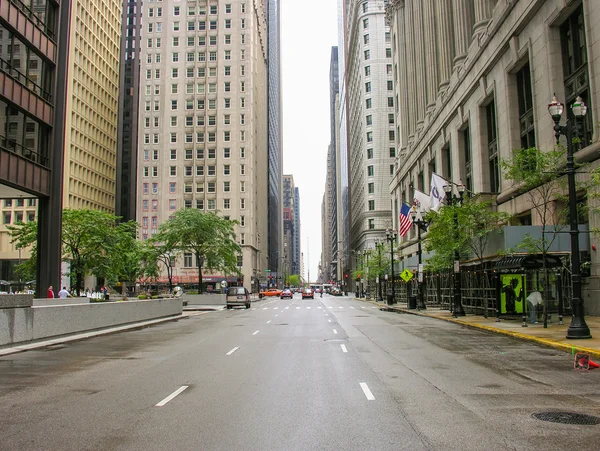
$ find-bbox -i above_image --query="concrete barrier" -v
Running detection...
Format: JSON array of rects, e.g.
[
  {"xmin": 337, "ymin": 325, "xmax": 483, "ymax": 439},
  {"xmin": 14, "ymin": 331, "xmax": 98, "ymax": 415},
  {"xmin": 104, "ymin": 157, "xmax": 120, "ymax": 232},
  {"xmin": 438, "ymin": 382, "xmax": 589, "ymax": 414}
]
[{"xmin": 0, "ymin": 298, "xmax": 182, "ymax": 347}]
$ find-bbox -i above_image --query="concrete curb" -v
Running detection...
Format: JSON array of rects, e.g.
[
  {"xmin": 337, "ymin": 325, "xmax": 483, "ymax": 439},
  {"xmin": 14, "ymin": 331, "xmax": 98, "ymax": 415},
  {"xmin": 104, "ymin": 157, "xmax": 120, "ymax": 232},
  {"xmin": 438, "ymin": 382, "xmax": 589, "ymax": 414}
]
[
  {"xmin": 377, "ymin": 302, "xmax": 600, "ymax": 359},
  {"xmin": 0, "ymin": 313, "xmax": 188, "ymax": 357}
]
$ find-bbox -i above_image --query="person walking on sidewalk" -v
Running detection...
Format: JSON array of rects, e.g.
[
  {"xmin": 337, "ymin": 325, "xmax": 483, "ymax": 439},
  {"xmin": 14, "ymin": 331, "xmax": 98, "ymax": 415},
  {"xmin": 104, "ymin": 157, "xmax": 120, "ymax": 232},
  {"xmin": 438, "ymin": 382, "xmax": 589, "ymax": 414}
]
[
  {"xmin": 47, "ymin": 286, "xmax": 54, "ymax": 298},
  {"xmin": 58, "ymin": 287, "xmax": 71, "ymax": 299}
]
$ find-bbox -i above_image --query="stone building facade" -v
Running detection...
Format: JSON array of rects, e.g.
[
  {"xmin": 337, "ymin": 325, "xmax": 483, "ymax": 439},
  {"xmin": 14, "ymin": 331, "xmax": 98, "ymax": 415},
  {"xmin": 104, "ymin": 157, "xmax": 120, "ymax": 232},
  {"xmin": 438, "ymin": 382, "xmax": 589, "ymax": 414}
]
[{"xmin": 387, "ymin": 0, "xmax": 600, "ymax": 313}]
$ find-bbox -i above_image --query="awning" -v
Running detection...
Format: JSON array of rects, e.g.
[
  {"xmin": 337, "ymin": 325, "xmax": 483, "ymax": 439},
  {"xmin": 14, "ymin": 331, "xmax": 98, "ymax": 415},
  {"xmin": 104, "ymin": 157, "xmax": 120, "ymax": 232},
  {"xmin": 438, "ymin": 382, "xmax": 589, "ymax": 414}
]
[{"xmin": 495, "ymin": 254, "xmax": 563, "ymax": 270}]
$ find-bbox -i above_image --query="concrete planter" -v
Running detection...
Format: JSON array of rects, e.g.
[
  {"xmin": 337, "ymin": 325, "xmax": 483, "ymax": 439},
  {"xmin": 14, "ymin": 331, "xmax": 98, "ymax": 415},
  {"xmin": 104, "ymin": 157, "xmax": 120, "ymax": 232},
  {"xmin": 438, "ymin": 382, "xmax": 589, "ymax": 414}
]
[{"xmin": 0, "ymin": 294, "xmax": 33, "ymax": 309}]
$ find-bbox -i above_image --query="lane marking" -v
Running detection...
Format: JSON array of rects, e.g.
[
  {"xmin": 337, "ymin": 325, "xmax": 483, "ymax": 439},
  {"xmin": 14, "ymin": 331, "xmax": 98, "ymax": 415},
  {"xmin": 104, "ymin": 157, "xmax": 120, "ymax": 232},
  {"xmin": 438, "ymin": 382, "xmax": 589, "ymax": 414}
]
[
  {"xmin": 267, "ymin": 320, "xmax": 271, "ymax": 324},
  {"xmin": 307, "ymin": 307, "xmax": 311, "ymax": 310},
  {"xmin": 296, "ymin": 307, "xmax": 300, "ymax": 309},
  {"xmin": 263, "ymin": 308, "xmax": 268, "ymax": 310},
  {"xmin": 360, "ymin": 383, "xmax": 375, "ymax": 400},
  {"xmin": 350, "ymin": 307, "xmax": 355, "ymax": 309},
  {"xmin": 156, "ymin": 386, "xmax": 189, "ymax": 407},
  {"xmin": 274, "ymin": 307, "xmax": 279, "ymax": 310},
  {"xmin": 252, "ymin": 308, "xmax": 257, "ymax": 311},
  {"xmin": 328, "ymin": 306, "xmax": 333, "ymax": 309},
  {"xmin": 285, "ymin": 307, "xmax": 290, "ymax": 310},
  {"xmin": 275, "ymin": 314, "xmax": 278, "ymax": 317},
  {"xmin": 226, "ymin": 347, "xmax": 239, "ymax": 355},
  {"xmin": 325, "ymin": 314, "xmax": 329, "ymax": 317},
  {"xmin": 253, "ymin": 330, "xmax": 260, "ymax": 335},
  {"xmin": 361, "ymin": 307, "xmax": 365, "ymax": 309},
  {"xmin": 339, "ymin": 307, "xmax": 344, "ymax": 309},
  {"xmin": 333, "ymin": 329, "xmax": 338, "ymax": 334},
  {"xmin": 341, "ymin": 344, "xmax": 348, "ymax": 353},
  {"xmin": 328, "ymin": 319, "xmax": 332, "ymax": 323},
  {"xmin": 317, "ymin": 307, "xmax": 322, "ymax": 309}
]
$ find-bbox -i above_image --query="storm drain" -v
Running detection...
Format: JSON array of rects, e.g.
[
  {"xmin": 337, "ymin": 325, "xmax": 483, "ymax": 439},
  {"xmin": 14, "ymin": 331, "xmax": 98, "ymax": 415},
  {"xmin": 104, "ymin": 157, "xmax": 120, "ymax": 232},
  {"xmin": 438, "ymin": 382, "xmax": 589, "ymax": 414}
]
[{"xmin": 532, "ymin": 412, "xmax": 600, "ymax": 425}]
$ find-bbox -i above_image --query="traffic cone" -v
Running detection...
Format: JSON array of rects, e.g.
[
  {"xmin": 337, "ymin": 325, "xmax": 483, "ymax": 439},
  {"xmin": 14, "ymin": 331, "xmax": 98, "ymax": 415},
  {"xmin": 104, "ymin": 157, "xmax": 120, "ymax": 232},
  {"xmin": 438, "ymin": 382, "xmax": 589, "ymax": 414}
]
[{"xmin": 589, "ymin": 359, "xmax": 600, "ymax": 369}]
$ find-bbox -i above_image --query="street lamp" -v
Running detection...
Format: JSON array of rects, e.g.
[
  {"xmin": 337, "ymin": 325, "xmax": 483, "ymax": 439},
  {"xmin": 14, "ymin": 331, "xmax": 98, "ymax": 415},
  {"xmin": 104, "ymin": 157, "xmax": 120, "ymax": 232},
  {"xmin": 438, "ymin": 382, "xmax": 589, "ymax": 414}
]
[
  {"xmin": 385, "ymin": 228, "xmax": 397, "ymax": 305},
  {"xmin": 376, "ymin": 240, "xmax": 384, "ymax": 302},
  {"xmin": 357, "ymin": 250, "xmax": 364, "ymax": 298},
  {"xmin": 548, "ymin": 95, "xmax": 591, "ymax": 339},
  {"xmin": 443, "ymin": 181, "xmax": 466, "ymax": 317},
  {"xmin": 410, "ymin": 208, "xmax": 428, "ymax": 310}
]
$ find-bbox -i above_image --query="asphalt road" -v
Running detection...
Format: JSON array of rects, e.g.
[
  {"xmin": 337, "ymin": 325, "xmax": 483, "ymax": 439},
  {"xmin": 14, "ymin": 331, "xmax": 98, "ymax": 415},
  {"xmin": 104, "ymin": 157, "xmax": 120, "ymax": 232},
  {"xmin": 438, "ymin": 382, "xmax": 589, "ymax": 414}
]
[{"xmin": 1, "ymin": 294, "xmax": 600, "ymax": 450}]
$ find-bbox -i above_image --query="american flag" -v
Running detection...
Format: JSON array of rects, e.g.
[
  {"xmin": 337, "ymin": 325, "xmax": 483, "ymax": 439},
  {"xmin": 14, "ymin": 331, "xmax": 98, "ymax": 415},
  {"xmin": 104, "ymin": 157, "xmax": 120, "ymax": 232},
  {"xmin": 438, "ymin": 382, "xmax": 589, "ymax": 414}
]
[{"xmin": 398, "ymin": 203, "xmax": 413, "ymax": 237}]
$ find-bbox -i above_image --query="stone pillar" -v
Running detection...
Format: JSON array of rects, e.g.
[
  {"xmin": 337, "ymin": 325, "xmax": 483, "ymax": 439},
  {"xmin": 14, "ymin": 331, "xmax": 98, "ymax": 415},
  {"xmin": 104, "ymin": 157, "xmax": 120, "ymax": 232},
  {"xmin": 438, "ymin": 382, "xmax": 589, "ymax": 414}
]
[
  {"xmin": 423, "ymin": 0, "xmax": 439, "ymax": 112},
  {"xmin": 436, "ymin": 0, "xmax": 454, "ymax": 93},
  {"xmin": 413, "ymin": 0, "xmax": 426, "ymax": 130},
  {"xmin": 404, "ymin": 0, "xmax": 417, "ymax": 143},
  {"xmin": 473, "ymin": 0, "xmax": 494, "ymax": 38},
  {"xmin": 452, "ymin": 0, "xmax": 476, "ymax": 68},
  {"xmin": 394, "ymin": 4, "xmax": 410, "ymax": 151}
]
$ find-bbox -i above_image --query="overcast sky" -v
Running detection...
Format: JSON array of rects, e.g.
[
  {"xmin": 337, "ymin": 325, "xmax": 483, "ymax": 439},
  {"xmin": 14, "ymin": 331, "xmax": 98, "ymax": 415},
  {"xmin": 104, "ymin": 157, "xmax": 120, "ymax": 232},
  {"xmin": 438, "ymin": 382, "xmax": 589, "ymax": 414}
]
[{"xmin": 281, "ymin": 0, "xmax": 339, "ymax": 282}]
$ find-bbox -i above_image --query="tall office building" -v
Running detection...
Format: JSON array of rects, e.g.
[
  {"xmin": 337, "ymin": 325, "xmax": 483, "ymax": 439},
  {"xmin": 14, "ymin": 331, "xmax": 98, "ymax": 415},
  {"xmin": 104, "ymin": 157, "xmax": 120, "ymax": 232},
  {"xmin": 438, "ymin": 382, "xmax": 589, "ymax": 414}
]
[
  {"xmin": 266, "ymin": 0, "xmax": 283, "ymax": 277},
  {"xmin": 282, "ymin": 175, "xmax": 294, "ymax": 281},
  {"xmin": 0, "ymin": 0, "xmax": 121, "ymax": 293},
  {"xmin": 116, "ymin": 0, "xmax": 143, "ymax": 221},
  {"xmin": 293, "ymin": 186, "xmax": 301, "ymax": 277},
  {"xmin": 343, "ymin": 0, "xmax": 395, "ymax": 255},
  {"xmin": 136, "ymin": 0, "xmax": 270, "ymax": 291}
]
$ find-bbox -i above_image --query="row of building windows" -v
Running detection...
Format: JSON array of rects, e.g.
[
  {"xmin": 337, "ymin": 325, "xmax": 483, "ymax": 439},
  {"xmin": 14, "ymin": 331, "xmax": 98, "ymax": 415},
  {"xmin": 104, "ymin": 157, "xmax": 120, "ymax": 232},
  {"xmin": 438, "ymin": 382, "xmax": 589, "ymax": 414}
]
[
  {"xmin": 142, "ymin": 130, "xmax": 245, "ymax": 145},
  {"xmin": 142, "ymin": 164, "xmax": 246, "ymax": 177},
  {"xmin": 142, "ymin": 179, "xmax": 245, "ymax": 194},
  {"xmin": 143, "ymin": 147, "xmax": 246, "ymax": 161},
  {"xmin": 2, "ymin": 211, "xmax": 36, "ymax": 224},
  {"xmin": 147, "ymin": 3, "xmax": 241, "ymax": 18},
  {"xmin": 141, "ymin": 198, "xmax": 246, "ymax": 213}
]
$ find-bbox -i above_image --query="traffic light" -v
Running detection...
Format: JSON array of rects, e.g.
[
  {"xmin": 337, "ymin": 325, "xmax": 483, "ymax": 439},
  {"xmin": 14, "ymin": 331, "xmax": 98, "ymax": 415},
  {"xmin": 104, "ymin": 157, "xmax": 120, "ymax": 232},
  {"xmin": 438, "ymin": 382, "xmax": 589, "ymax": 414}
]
[{"xmin": 345, "ymin": 274, "xmax": 348, "ymax": 279}]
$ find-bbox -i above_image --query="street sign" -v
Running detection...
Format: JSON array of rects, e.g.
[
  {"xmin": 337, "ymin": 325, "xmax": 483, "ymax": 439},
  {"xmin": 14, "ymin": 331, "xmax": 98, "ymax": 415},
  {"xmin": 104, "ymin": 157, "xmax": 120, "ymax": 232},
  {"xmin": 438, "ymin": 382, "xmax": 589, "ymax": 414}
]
[{"xmin": 400, "ymin": 269, "xmax": 414, "ymax": 282}]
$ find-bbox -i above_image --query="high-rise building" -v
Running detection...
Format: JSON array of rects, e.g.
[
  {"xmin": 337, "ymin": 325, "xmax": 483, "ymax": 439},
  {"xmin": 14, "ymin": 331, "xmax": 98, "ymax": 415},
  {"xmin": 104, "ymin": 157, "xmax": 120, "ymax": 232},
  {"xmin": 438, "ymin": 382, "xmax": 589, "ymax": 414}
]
[
  {"xmin": 387, "ymin": 0, "xmax": 600, "ymax": 313},
  {"xmin": 293, "ymin": 186, "xmax": 301, "ymax": 277},
  {"xmin": 266, "ymin": 0, "xmax": 283, "ymax": 278},
  {"xmin": 343, "ymin": 0, "xmax": 395, "ymax": 255},
  {"xmin": 0, "ymin": 0, "xmax": 121, "ymax": 293},
  {"xmin": 136, "ymin": 0, "xmax": 270, "ymax": 291},
  {"xmin": 117, "ymin": 0, "xmax": 143, "ymax": 221},
  {"xmin": 282, "ymin": 175, "xmax": 294, "ymax": 282}
]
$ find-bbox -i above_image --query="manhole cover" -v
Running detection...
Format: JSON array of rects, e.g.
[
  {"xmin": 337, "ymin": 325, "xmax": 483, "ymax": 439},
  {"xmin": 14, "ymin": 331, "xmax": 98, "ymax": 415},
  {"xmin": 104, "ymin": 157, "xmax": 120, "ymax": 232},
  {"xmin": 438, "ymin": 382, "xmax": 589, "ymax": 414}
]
[{"xmin": 532, "ymin": 412, "xmax": 600, "ymax": 425}]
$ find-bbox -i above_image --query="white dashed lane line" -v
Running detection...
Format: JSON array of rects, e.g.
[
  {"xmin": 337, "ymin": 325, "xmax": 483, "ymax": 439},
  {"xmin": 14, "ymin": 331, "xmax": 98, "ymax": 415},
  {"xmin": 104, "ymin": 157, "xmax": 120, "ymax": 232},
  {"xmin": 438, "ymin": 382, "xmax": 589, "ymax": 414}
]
[
  {"xmin": 341, "ymin": 344, "xmax": 348, "ymax": 353},
  {"xmin": 333, "ymin": 329, "xmax": 338, "ymax": 334},
  {"xmin": 226, "ymin": 347, "xmax": 239, "ymax": 355},
  {"xmin": 253, "ymin": 330, "xmax": 260, "ymax": 335},
  {"xmin": 156, "ymin": 386, "xmax": 189, "ymax": 407},
  {"xmin": 267, "ymin": 320, "xmax": 271, "ymax": 324},
  {"xmin": 360, "ymin": 382, "xmax": 375, "ymax": 400}
]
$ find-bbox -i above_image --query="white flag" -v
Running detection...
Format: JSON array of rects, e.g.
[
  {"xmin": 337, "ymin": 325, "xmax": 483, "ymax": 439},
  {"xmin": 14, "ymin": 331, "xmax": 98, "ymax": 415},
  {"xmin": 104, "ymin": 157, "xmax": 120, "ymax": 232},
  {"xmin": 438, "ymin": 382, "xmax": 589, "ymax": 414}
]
[
  {"xmin": 430, "ymin": 173, "xmax": 449, "ymax": 212},
  {"xmin": 413, "ymin": 189, "xmax": 431, "ymax": 212}
]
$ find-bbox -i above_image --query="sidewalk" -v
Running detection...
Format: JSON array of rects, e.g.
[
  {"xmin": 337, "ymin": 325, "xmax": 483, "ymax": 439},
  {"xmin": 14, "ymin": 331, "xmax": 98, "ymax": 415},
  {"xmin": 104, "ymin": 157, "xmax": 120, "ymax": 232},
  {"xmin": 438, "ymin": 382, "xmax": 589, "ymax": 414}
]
[{"xmin": 360, "ymin": 298, "xmax": 600, "ymax": 359}]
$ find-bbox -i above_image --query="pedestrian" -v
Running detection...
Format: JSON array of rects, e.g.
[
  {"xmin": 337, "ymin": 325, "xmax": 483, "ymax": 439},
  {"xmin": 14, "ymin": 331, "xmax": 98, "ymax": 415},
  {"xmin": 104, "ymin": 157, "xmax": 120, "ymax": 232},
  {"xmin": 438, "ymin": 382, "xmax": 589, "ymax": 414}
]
[
  {"xmin": 47, "ymin": 286, "xmax": 54, "ymax": 298},
  {"xmin": 58, "ymin": 286, "xmax": 71, "ymax": 299}
]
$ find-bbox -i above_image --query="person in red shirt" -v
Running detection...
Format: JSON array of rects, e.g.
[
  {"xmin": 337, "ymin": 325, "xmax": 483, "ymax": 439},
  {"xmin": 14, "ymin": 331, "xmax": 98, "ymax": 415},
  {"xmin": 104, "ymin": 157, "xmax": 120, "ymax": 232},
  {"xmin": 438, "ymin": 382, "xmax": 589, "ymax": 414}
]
[{"xmin": 47, "ymin": 286, "xmax": 54, "ymax": 298}]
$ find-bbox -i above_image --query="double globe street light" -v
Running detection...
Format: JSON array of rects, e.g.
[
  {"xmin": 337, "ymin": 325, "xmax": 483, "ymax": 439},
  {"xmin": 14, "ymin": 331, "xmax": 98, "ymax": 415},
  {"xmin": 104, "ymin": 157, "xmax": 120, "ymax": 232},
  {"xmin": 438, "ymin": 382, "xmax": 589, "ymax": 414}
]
[
  {"xmin": 548, "ymin": 95, "xmax": 591, "ymax": 339},
  {"xmin": 443, "ymin": 182, "xmax": 466, "ymax": 317},
  {"xmin": 385, "ymin": 228, "xmax": 398, "ymax": 305}
]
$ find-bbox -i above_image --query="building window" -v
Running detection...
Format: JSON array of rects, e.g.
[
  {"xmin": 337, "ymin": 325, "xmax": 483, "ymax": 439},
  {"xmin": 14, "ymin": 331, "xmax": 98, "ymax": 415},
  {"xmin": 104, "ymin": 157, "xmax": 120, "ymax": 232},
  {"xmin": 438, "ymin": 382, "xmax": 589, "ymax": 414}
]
[
  {"xmin": 369, "ymin": 200, "xmax": 375, "ymax": 211},
  {"xmin": 367, "ymin": 166, "xmax": 374, "ymax": 177},
  {"xmin": 516, "ymin": 63, "xmax": 535, "ymax": 149},
  {"xmin": 366, "ymin": 98, "xmax": 372, "ymax": 109},
  {"xmin": 184, "ymin": 253, "xmax": 193, "ymax": 268},
  {"xmin": 368, "ymin": 183, "xmax": 374, "ymax": 194},
  {"xmin": 367, "ymin": 148, "xmax": 373, "ymax": 159},
  {"xmin": 363, "ymin": 18, "xmax": 368, "ymax": 29},
  {"xmin": 366, "ymin": 131, "xmax": 373, "ymax": 142},
  {"xmin": 368, "ymin": 219, "xmax": 375, "ymax": 230},
  {"xmin": 486, "ymin": 100, "xmax": 500, "ymax": 193},
  {"xmin": 365, "ymin": 66, "xmax": 370, "ymax": 77},
  {"xmin": 364, "ymin": 50, "xmax": 370, "ymax": 60},
  {"xmin": 389, "ymin": 147, "xmax": 396, "ymax": 158},
  {"xmin": 462, "ymin": 126, "xmax": 472, "ymax": 193},
  {"xmin": 442, "ymin": 145, "xmax": 452, "ymax": 180},
  {"xmin": 561, "ymin": 5, "xmax": 592, "ymax": 146}
]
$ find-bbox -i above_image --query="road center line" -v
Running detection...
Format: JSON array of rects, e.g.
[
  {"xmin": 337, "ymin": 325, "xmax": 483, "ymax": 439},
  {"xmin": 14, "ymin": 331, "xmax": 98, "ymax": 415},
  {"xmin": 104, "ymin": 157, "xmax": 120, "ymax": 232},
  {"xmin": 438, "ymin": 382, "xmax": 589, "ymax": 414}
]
[
  {"xmin": 156, "ymin": 386, "xmax": 189, "ymax": 407},
  {"xmin": 360, "ymin": 382, "xmax": 375, "ymax": 400},
  {"xmin": 341, "ymin": 344, "xmax": 348, "ymax": 353},
  {"xmin": 333, "ymin": 329, "xmax": 338, "ymax": 334},
  {"xmin": 226, "ymin": 347, "xmax": 239, "ymax": 355},
  {"xmin": 253, "ymin": 330, "xmax": 260, "ymax": 335}
]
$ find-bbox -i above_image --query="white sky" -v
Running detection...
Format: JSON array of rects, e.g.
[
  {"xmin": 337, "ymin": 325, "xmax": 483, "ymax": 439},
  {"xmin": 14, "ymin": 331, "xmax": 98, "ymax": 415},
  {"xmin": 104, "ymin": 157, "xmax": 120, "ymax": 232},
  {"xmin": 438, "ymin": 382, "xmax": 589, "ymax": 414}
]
[{"xmin": 281, "ymin": 0, "xmax": 339, "ymax": 282}]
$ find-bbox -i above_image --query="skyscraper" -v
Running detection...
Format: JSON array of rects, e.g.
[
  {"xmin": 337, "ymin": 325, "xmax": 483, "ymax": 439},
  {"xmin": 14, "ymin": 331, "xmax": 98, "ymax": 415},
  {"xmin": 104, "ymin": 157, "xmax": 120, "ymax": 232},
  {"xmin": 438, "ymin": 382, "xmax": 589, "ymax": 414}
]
[{"xmin": 136, "ymin": 0, "xmax": 270, "ymax": 290}]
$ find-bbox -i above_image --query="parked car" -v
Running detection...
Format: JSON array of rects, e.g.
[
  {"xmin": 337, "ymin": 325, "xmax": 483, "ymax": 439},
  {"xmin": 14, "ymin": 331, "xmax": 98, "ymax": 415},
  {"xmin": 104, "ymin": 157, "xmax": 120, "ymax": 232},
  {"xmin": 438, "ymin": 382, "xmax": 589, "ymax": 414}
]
[
  {"xmin": 280, "ymin": 288, "xmax": 293, "ymax": 299},
  {"xmin": 302, "ymin": 288, "xmax": 314, "ymax": 299},
  {"xmin": 226, "ymin": 286, "xmax": 251, "ymax": 309}
]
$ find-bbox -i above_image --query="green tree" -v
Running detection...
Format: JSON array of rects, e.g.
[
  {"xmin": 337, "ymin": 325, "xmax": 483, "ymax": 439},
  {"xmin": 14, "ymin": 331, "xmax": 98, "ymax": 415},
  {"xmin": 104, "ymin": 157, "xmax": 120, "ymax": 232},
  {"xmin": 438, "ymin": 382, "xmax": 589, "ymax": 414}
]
[
  {"xmin": 155, "ymin": 209, "xmax": 241, "ymax": 292},
  {"xmin": 6, "ymin": 220, "xmax": 37, "ymax": 283},
  {"xmin": 287, "ymin": 274, "xmax": 300, "ymax": 287},
  {"xmin": 502, "ymin": 147, "xmax": 568, "ymax": 326},
  {"xmin": 147, "ymin": 235, "xmax": 181, "ymax": 291}
]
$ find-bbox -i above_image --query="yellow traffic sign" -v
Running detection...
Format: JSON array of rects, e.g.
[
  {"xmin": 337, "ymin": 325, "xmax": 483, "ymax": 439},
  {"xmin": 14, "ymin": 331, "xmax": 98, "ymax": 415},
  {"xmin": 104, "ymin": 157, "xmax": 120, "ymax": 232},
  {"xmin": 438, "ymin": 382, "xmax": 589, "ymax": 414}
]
[{"xmin": 400, "ymin": 269, "xmax": 414, "ymax": 282}]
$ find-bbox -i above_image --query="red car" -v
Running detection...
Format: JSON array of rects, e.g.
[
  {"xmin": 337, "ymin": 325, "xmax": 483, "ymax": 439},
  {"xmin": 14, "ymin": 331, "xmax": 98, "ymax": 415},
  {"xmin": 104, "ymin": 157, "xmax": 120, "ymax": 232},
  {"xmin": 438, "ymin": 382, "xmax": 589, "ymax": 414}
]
[{"xmin": 302, "ymin": 288, "xmax": 314, "ymax": 299}]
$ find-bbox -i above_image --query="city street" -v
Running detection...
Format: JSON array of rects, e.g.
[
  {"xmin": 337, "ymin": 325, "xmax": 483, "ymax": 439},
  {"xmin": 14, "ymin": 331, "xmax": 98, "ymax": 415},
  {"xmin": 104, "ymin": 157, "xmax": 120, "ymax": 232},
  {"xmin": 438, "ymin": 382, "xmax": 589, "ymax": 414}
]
[{"xmin": 1, "ymin": 294, "xmax": 600, "ymax": 450}]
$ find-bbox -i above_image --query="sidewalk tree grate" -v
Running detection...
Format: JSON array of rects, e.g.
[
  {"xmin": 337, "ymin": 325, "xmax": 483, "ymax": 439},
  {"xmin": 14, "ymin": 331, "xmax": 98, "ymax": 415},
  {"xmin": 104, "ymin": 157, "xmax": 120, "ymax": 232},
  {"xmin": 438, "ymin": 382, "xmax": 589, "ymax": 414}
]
[{"xmin": 532, "ymin": 412, "xmax": 600, "ymax": 425}]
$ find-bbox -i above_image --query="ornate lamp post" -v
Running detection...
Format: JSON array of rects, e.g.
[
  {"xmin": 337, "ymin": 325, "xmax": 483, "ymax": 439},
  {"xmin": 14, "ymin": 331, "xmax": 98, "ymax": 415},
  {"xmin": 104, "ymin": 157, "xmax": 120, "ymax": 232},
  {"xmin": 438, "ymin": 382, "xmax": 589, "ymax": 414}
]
[
  {"xmin": 548, "ymin": 95, "xmax": 591, "ymax": 339},
  {"xmin": 385, "ymin": 228, "xmax": 398, "ymax": 305},
  {"xmin": 443, "ymin": 182, "xmax": 466, "ymax": 317},
  {"xmin": 410, "ymin": 209, "xmax": 428, "ymax": 310}
]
